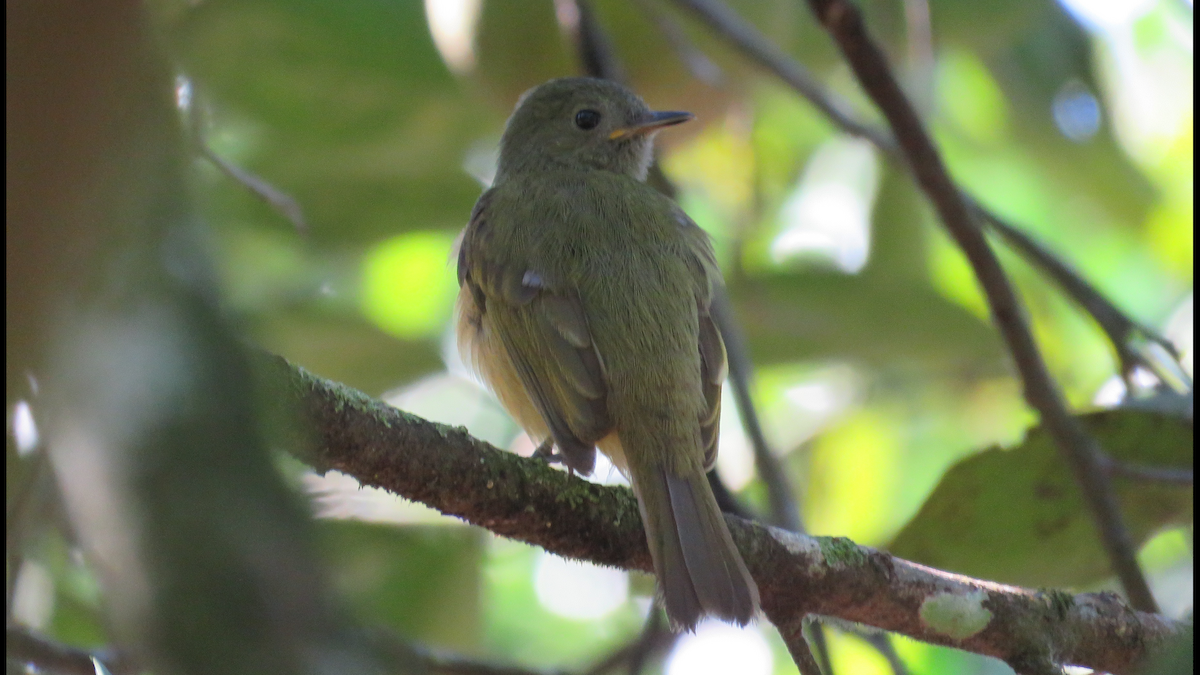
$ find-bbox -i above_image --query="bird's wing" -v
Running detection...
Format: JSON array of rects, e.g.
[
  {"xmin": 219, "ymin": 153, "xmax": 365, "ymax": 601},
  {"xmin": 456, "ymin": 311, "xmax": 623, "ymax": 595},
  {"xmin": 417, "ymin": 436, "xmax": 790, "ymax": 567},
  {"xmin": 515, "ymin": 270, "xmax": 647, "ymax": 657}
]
[
  {"xmin": 674, "ymin": 208, "xmax": 727, "ymax": 471},
  {"xmin": 458, "ymin": 190, "xmax": 610, "ymax": 475}
]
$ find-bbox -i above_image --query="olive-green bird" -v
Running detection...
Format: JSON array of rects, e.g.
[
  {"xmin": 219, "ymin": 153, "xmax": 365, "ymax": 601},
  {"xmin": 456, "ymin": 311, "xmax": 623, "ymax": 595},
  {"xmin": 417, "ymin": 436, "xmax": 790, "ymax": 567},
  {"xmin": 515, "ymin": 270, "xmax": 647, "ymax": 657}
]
[{"xmin": 455, "ymin": 77, "xmax": 759, "ymax": 630}]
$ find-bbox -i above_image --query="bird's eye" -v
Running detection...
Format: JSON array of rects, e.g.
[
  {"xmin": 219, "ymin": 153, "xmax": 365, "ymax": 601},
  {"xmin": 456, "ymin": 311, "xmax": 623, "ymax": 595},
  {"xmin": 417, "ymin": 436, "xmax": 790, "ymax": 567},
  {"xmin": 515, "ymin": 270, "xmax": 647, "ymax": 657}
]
[{"xmin": 574, "ymin": 109, "xmax": 601, "ymax": 130}]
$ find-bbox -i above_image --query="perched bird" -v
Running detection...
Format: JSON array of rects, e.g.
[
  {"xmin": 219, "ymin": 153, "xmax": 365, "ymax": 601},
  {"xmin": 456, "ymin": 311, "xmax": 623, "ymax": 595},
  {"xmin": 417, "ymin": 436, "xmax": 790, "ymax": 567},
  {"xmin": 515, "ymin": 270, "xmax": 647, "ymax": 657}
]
[{"xmin": 455, "ymin": 77, "xmax": 759, "ymax": 630}]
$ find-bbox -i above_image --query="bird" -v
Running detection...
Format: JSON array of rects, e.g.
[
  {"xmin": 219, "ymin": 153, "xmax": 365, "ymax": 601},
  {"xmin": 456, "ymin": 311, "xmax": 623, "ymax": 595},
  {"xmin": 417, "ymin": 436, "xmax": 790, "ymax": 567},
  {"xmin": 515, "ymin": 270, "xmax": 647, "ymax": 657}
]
[{"xmin": 454, "ymin": 77, "xmax": 759, "ymax": 630}]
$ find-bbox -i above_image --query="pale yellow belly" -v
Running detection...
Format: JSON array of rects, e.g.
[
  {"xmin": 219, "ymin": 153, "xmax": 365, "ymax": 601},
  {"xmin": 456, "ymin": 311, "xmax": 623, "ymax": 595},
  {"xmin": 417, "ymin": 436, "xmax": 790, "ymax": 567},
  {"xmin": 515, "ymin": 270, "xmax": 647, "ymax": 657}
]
[{"xmin": 455, "ymin": 285, "xmax": 627, "ymax": 475}]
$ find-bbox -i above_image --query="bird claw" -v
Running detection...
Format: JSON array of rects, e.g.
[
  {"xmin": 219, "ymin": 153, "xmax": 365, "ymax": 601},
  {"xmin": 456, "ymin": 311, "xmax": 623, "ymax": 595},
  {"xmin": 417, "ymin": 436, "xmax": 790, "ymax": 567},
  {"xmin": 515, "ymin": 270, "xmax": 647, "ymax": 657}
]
[
  {"xmin": 532, "ymin": 439, "xmax": 563, "ymax": 465},
  {"xmin": 532, "ymin": 440, "xmax": 577, "ymax": 477}
]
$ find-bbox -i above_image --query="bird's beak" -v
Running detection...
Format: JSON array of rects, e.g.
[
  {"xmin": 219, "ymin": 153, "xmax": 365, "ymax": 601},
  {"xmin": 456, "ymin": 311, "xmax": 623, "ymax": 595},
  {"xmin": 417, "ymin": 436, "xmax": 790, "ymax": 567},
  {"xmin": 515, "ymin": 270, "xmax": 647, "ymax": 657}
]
[{"xmin": 609, "ymin": 110, "xmax": 694, "ymax": 140}]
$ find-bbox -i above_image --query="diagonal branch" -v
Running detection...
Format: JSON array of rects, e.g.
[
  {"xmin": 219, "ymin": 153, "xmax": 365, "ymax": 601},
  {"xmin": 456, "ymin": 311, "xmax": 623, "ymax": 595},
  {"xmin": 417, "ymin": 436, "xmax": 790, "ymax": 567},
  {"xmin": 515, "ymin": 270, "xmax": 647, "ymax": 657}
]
[
  {"xmin": 799, "ymin": 0, "xmax": 1158, "ymax": 615},
  {"xmin": 668, "ymin": 0, "xmax": 896, "ymax": 152},
  {"xmin": 666, "ymin": 0, "xmax": 1163, "ymax": 615},
  {"xmin": 971, "ymin": 200, "xmax": 1189, "ymax": 389},
  {"xmin": 630, "ymin": 0, "xmax": 726, "ymax": 86},
  {"xmin": 665, "ymin": 0, "xmax": 1186, "ymax": 388},
  {"xmin": 711, "ymin": 289, "xmax": 803, "ymax": 533},
  {"xmin": 253, "ymin": 354, "xmax": 1184, "ymax": 675}
]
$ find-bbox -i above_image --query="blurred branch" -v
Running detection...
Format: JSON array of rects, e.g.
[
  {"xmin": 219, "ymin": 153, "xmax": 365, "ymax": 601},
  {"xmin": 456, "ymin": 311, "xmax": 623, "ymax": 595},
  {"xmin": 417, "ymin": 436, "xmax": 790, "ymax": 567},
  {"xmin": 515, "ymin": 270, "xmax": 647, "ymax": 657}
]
[
  {"xmin": 667, "ymin": 0, "xmax": 896, "ymax": 151},
  {"xmin": 423, "ymin": 653, "xmax": 561, "ymax": 675},
  {"xmin": 564, "ymin": 0, "xmax": 625, "ymax": 82},
  {"xmin": 7, "ymin": 625, "xmax": 137, "ymax": 675},
  {"xmin": 861, "ymin": 633, "xmax": 910, "ymax": 675},
  {"xmin": 974, "ymin": 203, "xmax": 1189, "ymax": 389},
  {"xmin": 199, "ymin": 142, "xmax": 309, "ymax": 234},
  {"xmin": 8, "ymin": 0, "xmax": 391, "ymax": 671},
  {"xmin": 664, "ymin": 0, "xmax": 1188, "ymax": 392},
  {"xmin": 712, "ymin": 290, "xmax": 803, "ymax": 533},
  {"xmin": 1102, "ymin": 457, "xmax": 1194, "ymax": 486},
  {"xmin": 188, "ymin": 94, "xmax": 309, "ymax": 234},
  {"xmin": 808, "ymin": 624, "xmax": 834, "ymax": 675},
  {"xmin": 665, "ymin": 0, "xmax": 1163, "ymax": 615},
  {"xmin": 257, "ymin": 354, "xmax": 1185, "ymax": 675},
  {"xmin": 900, "ymin": 0, "xmax": 934, "ymax": 114},
  {"xmin": 575, "ymin": 0, "xmax": 804, "ymax": 557},
  {"xmin": 581, "ymin": 603, "xmax": 674, "ymax": 675},
  {"xmin": 777, "ymin": 620, "xmax": 824, "ymax": 675},
  {"xmin": 631, "ymin": 0, "xmax": 725, "ymax": 86}
]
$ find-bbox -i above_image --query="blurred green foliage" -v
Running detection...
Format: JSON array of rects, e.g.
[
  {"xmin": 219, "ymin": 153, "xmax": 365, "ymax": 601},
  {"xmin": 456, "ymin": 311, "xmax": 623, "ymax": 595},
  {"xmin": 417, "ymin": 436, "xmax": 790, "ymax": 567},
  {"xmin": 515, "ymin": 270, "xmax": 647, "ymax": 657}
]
[
  {"xmin": 12, "ymin": 1, "xmax": 1191, "ymax": 674},
  {"xmin": 888, "ymin": 407, "xmax": 1193, "ymax": 588}
]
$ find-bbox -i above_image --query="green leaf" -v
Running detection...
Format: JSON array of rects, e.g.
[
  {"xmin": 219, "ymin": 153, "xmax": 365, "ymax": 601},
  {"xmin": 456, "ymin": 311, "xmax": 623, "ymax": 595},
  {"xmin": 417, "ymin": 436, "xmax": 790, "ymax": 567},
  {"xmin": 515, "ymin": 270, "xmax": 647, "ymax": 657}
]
[{"xmin": 887, "ymin": 406, "xmax": 1193, "ymax": 588}]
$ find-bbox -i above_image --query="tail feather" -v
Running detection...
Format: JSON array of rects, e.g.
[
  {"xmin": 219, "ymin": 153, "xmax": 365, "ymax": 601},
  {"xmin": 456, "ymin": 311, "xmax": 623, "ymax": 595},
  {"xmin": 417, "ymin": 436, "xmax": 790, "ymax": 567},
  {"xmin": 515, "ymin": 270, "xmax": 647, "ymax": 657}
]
[{"xmin": 632, "ymin": 464, "xmax": 759, "ymax": 630}]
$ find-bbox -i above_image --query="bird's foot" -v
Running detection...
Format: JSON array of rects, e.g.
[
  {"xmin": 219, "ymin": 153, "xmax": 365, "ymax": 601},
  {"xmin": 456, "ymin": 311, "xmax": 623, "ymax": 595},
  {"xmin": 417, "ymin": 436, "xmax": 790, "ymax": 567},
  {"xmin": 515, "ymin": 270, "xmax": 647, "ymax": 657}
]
[
  {"xmin": 532, "ymin": 439, "xmax": 577, "ymax": 477},
  {"xmin": 531, "ymin": 439, "xmax": 564, "ymax": 465}
]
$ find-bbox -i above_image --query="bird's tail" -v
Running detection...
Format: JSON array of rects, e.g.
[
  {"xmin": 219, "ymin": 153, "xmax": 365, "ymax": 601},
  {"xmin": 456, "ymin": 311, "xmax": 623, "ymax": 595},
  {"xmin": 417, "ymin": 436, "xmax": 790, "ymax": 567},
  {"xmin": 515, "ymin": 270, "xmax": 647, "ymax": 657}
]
[{"xmin": 630, "ymin": 461, "xmax": 760, "ymax": 631}]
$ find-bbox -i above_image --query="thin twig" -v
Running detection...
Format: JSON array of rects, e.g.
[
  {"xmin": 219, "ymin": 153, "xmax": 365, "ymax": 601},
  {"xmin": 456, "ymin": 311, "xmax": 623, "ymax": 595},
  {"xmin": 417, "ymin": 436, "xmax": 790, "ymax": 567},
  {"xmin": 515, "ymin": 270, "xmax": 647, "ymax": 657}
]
[
  {"xmin": 972, "ymin": 199, "xmax": 1189, "ymax": 389},
  {"xmin": 779, "ymin": 619, "xmax": 827, "ymax": 675},
  {"xmin": 808, "ymin": 622, "xmax": 834, "ymax": 675},
  {"xmin": 570, "ymin": 8, "xmax": 827, "ymax": 668},
  {"xmin": 668, "ymin": 0, "xmax": 896, "ymax": 152},
  {"xmin": 716, "ymin": 277, "xmax": 836, "ymax": 675},
  {"xmin": 630, "ymin": 0, "xmax": 725, "ymax": 86},
  {"xmin": 578, "ymin": 4, "xmax": 830, "ymax": 668},
  {"xmin": 1102, "ymin": 457, "xmax": 1194, "ymax": 486},
  {"xmin": 575, "ymin": 602, "xmax": 675, "ymax": 675},
  {"xmin": 624, "ymin": 604, "xmax": 668, "ymax": 675},
  {"xmin": 186, "ymin": 93, "xmax": 308, "ymax": 233},
  {"xmin": 426, "ymin": 655, "xmax": 564, "ymax": 675},
  {"xmin": 579, "ymin": 7, "xmax": 809, "ymax": 539},
  {"xmin": 712, "ymin": 289, "xmax": 803, "ymax": 533},
  {"xmin": 862, "ymin": 633, "xmax": 910, "ymax": 675},
  {"xmin": 6, "ymin": 625, "xmax": 137, "ymax": 675},
  {"xmin": 568, "ymin": 0, "xmax": 625, "ymax": 82},
  {"xmin": 665, "ymin": 0, "xmax": 1162, "ymax": 616},
  {"xmin": 368, "ymin": 626, "xmax": 573, "ymax": 675},
  {"xmin": 900, "ymin": 0, "xmax": 934, "ymax": 114},
  {"xmin": 199, "ymin": 144, "xmax": 309, "ymax": 234}
]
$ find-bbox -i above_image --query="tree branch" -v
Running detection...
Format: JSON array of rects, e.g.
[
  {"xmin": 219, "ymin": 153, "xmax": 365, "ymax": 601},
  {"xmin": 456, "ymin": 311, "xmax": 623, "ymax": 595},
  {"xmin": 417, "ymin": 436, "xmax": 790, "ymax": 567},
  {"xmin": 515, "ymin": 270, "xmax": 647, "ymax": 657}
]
[
  {"xmin": 254, "ymin": 354, "xmax": 1184, "ymax": 675},
  {"xmin": 666, "ymin": 0, "xmax": 1164, "ymax": 615},
  {"xmin": 711, "ymin": 289, "xmax": 803, "ymax": 534},
  {"xmin": 187, "ymin": 89, "xmax": 309, "ymax": 234},
  {"xmin": 666, "ymin": 0, "xmax": 1186, "ymax": 388},
  {"xmin": 6, "ymin": 625, "xmax": 137, "ymax": 675},
  {"xmin": 1102, "ymin": 457, "xmax": 1194, "ymax": 486},
  {"xmin": 971, "ymin": 200, "xmax": 1189, "ymax": 389},
  {"xmin": 581, "ymin": 603, "xmax": 674, "ymax": 675},
  {"xmin": 667, "ymin": 0, "xmax": 896, "ymax": 152},
  {"xmin": 777, "ymin": 619, "xmax": 825, "ymax": 675},
  {"xmin": 799, "ymin": 0, "xmax": 1158, "ymax": 615},
  {"xmin": 630, "ymin": 0, "xmax": 725, "ymax": 86}
]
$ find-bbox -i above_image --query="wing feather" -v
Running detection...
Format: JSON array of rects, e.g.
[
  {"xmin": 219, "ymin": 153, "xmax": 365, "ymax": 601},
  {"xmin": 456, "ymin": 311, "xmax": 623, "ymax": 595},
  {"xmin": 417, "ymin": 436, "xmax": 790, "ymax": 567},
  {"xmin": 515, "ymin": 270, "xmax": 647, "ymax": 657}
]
[{"xmin": 458, "ymin": 190, "xmax": 611, "ymax": 475}]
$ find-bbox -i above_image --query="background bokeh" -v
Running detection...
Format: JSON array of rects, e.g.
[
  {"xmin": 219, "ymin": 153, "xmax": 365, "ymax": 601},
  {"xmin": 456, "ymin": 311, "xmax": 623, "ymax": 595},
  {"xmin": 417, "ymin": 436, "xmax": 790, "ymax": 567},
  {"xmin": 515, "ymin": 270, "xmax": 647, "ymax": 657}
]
[{"xmin": 9, "ymin": 0, "xmax": 1192, "ymax": 673}]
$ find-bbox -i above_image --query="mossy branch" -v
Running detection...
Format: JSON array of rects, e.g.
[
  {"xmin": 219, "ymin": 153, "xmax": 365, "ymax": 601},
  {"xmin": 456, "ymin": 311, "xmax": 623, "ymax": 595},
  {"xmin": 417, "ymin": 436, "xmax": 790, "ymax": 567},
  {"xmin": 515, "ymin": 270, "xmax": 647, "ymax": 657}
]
[{"xmin": 257, "ymin": 353, "xmax": 1185, "ymax": 675}]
